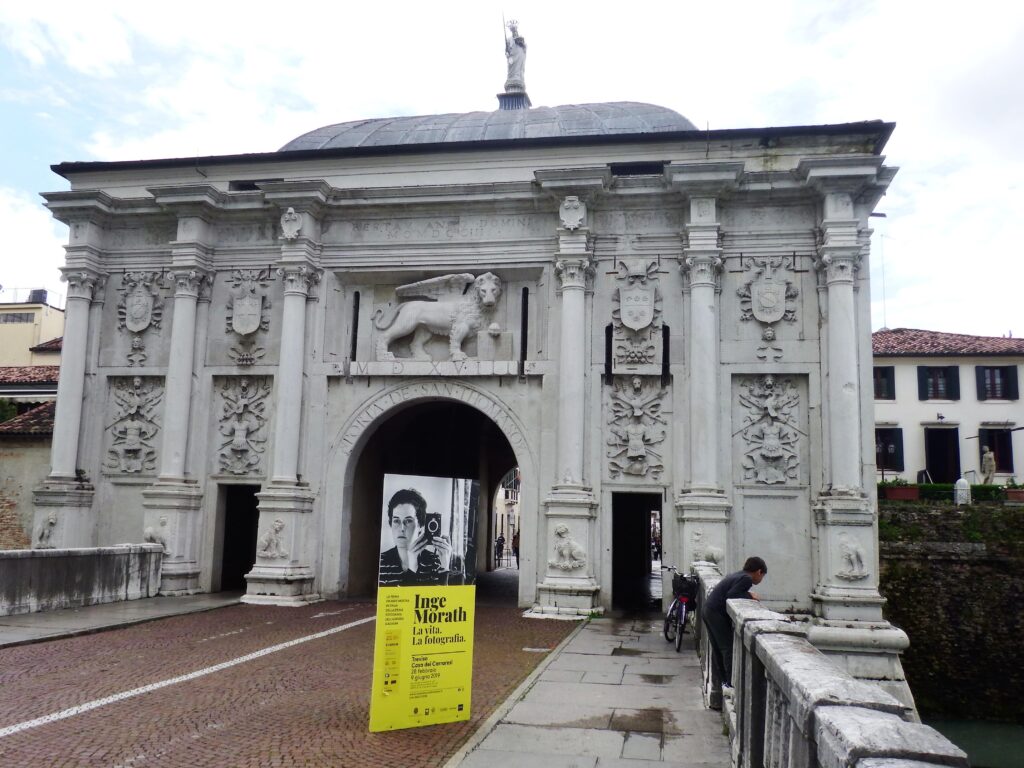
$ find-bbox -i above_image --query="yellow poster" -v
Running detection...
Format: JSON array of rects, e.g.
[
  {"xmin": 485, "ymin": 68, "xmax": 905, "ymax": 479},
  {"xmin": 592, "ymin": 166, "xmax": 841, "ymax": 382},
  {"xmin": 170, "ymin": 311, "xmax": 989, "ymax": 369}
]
[{"xmin": 369, "ymin": 585, "xmax": 475, "ymax": 732}]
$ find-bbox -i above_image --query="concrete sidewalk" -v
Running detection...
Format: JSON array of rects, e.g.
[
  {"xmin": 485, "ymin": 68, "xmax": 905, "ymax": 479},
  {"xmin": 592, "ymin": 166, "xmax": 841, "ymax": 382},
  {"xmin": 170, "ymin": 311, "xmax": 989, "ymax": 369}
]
[
  {"xmin": 0, "ymin": 592, "xmax": 242, "ymax": 648},
  {"xmin": 450, "ymin": 615, "xmax": 729, "ymax": 768}
]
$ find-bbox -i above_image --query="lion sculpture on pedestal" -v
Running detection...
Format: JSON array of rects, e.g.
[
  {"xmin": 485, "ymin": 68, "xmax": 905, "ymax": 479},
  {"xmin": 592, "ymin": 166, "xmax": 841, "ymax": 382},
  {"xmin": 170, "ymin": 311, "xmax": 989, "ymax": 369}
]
[{"xmin": 373, "ymin": 272, "xmax": 502, "ymax": 361}]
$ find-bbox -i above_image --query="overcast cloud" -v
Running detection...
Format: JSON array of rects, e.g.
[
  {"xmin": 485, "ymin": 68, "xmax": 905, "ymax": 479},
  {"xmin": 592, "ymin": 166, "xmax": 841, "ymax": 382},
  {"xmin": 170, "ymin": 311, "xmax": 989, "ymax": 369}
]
[{"xmin": 1, "ymin": 0, "xmax": 1020, "ymax": 336}]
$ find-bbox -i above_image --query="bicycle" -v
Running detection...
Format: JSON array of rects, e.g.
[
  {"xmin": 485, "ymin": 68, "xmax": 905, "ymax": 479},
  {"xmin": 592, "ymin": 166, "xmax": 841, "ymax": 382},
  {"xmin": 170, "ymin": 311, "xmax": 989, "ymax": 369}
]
[{"xmin": 661, "ymin": 565, "xmax": 699, "ymax": 653}]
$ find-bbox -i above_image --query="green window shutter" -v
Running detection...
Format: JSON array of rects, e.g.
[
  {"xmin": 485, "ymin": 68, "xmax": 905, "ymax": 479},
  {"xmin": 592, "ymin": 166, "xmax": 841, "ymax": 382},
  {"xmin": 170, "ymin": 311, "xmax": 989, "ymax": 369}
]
[
  {"xmin": 917, "ymin": 366, "xmax": 929, "ymax": 400},
  {"xmin": 946, "ymin": 366, "xmax": 960, "ymax": 400},
  {"xmin": 976, "ymin": 366, "xmax": 988, "ymax": 401},
  {"xmin": 1006, "ymin": 366, "xmax": 1019, "ymax": 400}
]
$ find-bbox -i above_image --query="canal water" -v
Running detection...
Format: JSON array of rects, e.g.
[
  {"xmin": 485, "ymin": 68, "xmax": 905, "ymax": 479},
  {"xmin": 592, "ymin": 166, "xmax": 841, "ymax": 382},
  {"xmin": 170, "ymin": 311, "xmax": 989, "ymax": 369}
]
[{"xmin": 925, "ymin": 719, "xmax": 1024, "ymax": 768}]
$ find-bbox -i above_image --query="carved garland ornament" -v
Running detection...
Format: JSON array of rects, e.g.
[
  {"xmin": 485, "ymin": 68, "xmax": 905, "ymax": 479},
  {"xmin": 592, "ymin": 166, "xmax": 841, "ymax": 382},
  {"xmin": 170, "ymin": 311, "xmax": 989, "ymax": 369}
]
[
  {"xmin": 610, "ymin": 259, "xmax": 662, "ymax": 367},
  {"xmin": 217, "ymin": 376, "xmax": 271, "ymax": 475},
  {"xmin": 737, "ymin": 374, "xmax": 801, "ymax": 485},
  {"xmin": 606, "ymin": 375, "xmax": 667, "ymax": 479},
  {"xmin": 117, "ymin": 271, "xmax": 166, "ymax": 367},
  {"xmin": 225, "ymin": 269, "xmax": 272, "ymax": 366},
  {"xmin": 106, "ymin": 376, "xmax": 163, "ymax": 473}
]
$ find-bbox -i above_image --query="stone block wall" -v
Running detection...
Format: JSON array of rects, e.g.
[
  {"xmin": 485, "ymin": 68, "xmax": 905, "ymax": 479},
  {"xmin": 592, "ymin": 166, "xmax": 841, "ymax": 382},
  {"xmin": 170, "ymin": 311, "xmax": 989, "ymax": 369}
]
[
  {"xmin": 0, "ymin": 545, "xmax": 163, "ymax": 616},
  {"xmin": 878, "ymin": 503, "xmax": 1024, "ymax": 722},
  {"xmin": 0, "ymin": 436, "xmax": 49, "ymax": 549}
]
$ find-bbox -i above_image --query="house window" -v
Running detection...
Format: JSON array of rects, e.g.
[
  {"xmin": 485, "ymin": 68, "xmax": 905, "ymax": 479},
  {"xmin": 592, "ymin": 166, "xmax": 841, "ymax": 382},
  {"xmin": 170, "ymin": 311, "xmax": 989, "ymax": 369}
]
[
  {"xmin": 975, "ymin": 365, "xmax": 1019, "ymax": 401},
  {"xmin": 0, "ymin": 312, "xmax": 34, "ymax": 323},
  {"xmin": 875, "ymin": 428, "xmax": 904, "ymax": 472},
  {"xmin": 979, "ymin": 428, "xmax": 1014, "ymax": 474},
  {"xmin": 917, "ymin": 366, "xmax": 960, "ymax": 400},
  {"xmin": 873, "ymin": 367, "xmax": 895, "ymax": 400}
]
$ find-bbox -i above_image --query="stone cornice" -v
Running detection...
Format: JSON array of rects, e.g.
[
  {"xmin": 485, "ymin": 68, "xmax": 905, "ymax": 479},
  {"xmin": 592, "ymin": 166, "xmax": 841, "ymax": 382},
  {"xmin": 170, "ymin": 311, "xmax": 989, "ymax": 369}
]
[
  {"xmin": 664, "ymin": 161, "xmax": 745, "ymax": 197},
  {"xmin": 147, "ymin": 184, "xmax": 230, "ymax": 218},
  {"xmin": 534, "ymin": 167, "xmax": 611, "ymax": 200},
  {"xmin": 797, "ymin": 155, "xmax": 887, "ymax": 196},
  {"xmin": 258, "ymin": 179, "xmax": 333, "ymax": 217}
]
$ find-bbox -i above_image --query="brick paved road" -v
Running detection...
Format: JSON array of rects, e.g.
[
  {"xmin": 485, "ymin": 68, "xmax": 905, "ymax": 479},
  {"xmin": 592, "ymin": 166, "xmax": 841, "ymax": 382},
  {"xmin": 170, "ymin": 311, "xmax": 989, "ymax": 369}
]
[{"xmin": 0, "ymin": 571, "xmax": 575, "ymax": 768}]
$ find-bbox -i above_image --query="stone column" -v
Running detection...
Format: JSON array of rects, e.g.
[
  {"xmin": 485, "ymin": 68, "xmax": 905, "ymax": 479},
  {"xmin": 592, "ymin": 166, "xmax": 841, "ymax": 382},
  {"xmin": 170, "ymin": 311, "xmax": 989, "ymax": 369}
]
[
  {"xmin": 243, "ymin": 207, "xmax": 322, "ymax": 605},
  {"xmin": 142, "ymin": 267, "xmax": 210, "ymax": 595},
  {"xmin": 533, "ymin": 197, "xmax": 599, "ymax": 617},
  {"xmin": 666, "ymin": 173, "xmax": 738, "ymax": 571},
  {"xmin": 808, "ymin": 189, "xmax": 888, "ymax": 622},
  {"xmin": 32, "ymin": 268, "xmax": 103, "ymax": 549}
]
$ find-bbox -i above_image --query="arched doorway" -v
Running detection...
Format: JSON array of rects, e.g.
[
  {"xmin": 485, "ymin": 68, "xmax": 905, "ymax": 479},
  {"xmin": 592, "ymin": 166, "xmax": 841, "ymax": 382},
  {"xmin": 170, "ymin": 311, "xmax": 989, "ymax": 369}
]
[{"xmin": 344, "ymin": 400, "xmax": 519, "ymax": 597}]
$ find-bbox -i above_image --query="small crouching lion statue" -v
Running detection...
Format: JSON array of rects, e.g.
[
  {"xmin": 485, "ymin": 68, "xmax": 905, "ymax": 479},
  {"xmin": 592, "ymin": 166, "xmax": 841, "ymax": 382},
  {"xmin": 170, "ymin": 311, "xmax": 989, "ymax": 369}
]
[{"xmin": 373, "ymin": 272, "xmax": 502, "ymax": 361}]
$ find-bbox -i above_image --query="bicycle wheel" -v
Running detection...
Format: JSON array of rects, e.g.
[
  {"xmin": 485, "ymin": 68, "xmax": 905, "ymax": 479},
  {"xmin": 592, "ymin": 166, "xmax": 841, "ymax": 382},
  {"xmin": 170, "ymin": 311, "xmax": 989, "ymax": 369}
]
[
  {"xmin": 674, "ymin": 602, "xmax": 687, "ymax": 652},
  {"xmin": 663, "ymin": 601, "xmax": 678, "ymax": 643}
]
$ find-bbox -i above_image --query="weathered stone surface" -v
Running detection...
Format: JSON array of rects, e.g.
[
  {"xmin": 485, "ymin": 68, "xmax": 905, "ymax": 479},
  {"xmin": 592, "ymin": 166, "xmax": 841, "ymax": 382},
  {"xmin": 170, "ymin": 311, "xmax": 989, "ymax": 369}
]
[{"xmin": 815, "ymin": 706, "xmax": 968, "ymax": 768}]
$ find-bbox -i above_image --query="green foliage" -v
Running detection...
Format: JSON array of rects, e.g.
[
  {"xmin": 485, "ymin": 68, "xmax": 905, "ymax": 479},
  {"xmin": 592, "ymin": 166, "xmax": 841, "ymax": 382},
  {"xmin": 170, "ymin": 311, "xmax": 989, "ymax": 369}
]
[
  {"xmin": 878, "ymin": 477, "xmax": 909, "ymax": 487},
  {"xmin": 970, "ymin": 484, "xmax": 1006, "ymax": 502},
  {"xmin": 917, "ymin": 483, "xmax": 954, "ymax": 501},
  {"xmin": 0, "ymin": 398, "xmax": 15, "ymax": 423}
]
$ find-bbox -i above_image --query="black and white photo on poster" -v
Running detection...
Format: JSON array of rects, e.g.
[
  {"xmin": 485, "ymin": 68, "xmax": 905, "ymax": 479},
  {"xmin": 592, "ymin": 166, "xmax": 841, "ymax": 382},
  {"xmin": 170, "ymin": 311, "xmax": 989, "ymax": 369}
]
[{"xmin": 378, "ymin": 473, "xmax": 478, "ymax": 587}]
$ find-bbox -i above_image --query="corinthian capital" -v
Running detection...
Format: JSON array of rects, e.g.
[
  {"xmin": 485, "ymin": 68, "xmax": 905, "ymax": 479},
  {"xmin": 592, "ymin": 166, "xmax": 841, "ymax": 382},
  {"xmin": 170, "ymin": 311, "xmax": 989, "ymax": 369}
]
[
  {"xmin": 60, "ymin": 268, "xmax": 105, "ymax": 301},
  {"xmin": 171, "ymin": 268, "xmax": 211, "ymax": 298},
  {"xmin": 815, "ymin": 251, "xmax": 859, "ymax": 285},
  {"xmin": 681, "ymin": 254, "xmax": 723, "ymax": 289},
  {"xmin": 277, "ymin": 265, "xmax": 321, "ymax": 296},
  {"xmin": 554, "ymin": 257, "xmax": 593, "ymax": 291}
]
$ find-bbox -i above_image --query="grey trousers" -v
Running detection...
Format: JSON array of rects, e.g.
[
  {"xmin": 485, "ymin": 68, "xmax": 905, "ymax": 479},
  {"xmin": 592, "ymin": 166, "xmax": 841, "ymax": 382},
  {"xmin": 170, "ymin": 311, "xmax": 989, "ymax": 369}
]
[{"xmin": 704, "ymin": 610, "xmax": 734, "ymax": 686}]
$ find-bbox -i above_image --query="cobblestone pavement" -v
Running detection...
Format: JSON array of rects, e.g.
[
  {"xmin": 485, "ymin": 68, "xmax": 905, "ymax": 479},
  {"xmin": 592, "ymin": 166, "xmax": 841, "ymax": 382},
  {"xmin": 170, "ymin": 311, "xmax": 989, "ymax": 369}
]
[{"xmin": 0, "ymin": 570, "xmax": 575, "ymax": 768}]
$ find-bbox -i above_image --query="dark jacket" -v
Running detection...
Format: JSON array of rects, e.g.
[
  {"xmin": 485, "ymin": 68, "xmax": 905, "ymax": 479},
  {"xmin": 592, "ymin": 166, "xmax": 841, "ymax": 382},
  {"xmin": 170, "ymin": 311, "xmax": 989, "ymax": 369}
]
[{"xmin": 704, "ymin": 570, "xmax": 754, "ymax": 618}]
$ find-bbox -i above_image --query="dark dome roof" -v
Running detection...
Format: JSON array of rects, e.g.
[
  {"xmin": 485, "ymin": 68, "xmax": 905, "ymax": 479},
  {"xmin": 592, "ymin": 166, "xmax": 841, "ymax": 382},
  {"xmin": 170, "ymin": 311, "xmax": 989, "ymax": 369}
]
[{"xmin": 278, "ymin": 102, "xmax": 697, "ymax": 151}]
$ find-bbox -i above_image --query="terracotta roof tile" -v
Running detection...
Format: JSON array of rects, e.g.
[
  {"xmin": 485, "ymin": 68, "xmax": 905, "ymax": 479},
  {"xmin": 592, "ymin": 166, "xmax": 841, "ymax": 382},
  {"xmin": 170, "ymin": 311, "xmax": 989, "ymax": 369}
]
[
  {"xmin": 29, "ymin": 336, "xmax": 63, "ymax": 352},
  {"xmin": 873, "ymin": 328, "xmax": 1024, "ymax": 356},
  {"xmin": 0, "ymin": 401, "xmax": 55, "ymax": 435},
  {"xmin": 0, "ymin": 366, "xmax": 60, "ymax": 384}
]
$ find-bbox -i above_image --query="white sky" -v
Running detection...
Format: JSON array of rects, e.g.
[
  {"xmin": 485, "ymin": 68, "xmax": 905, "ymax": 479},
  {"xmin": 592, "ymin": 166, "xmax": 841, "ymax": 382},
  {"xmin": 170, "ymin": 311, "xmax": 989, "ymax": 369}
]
[{"xmin": 0, "ymin": 1, "xmax": 1021, "ymax": 336}]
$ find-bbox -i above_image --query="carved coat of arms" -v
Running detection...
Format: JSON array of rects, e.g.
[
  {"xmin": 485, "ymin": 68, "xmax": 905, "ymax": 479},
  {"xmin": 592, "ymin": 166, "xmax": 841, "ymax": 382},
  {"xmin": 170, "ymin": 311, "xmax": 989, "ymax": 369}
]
[
  {"xmin": 124, "ymin": 285, "xmax": 154, "ymax": 333},
  {"xmin": 231, "ymin": 294, "xmax": 263, "ymax": 337},
  {"xmin": 750, "ymin": 279, "xmax": 786, "ymax": 323},
  {"xmin": 619, "ymin": 284, "xmax": 655, "ymax": 331}
]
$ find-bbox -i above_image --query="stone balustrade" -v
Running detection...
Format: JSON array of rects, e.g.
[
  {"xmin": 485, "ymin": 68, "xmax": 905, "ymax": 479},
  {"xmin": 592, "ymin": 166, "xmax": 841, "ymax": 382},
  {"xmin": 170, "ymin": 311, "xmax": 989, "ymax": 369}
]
[
  {"xmin": 692, "ymin": 564, "xmax": 968, "ymax": 768},
  {"xmin": 0, "ymin": 545, "xmax": 163, "ymax": 617}
]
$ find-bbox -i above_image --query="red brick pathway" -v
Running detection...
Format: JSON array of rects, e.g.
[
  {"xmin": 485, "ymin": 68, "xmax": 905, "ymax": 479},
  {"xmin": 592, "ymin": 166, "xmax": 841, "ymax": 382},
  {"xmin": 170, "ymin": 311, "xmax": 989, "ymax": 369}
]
[{"xmin": 0, "ymin": 588, "xmax": 575, "ymax": 767}]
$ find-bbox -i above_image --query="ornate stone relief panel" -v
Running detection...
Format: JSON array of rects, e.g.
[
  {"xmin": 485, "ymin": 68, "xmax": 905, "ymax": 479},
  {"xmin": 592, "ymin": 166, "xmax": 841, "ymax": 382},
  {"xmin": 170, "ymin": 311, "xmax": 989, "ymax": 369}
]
[
  {"xmin": 606, "ymin": 375, "xmax": 667, "ymax": 480},
  {"xmin": 216, "ymin": 376, "xmax": 271, "ymax": 475},
  {"xmin": 373, "ymin": 272, "xmax": 503, "ymax": 362},
  {"xmin": 225, "ymin": 269, "xmax": 273, "ymax": 366},
  {"xmin": 36, "ymin": 511, "xmax": 58, "ymax": 549},
  {"xmin": 835, "ymin": 530, "xmax": 870, "ymax": 581},
  {"xmin": 548, "ymin": 523, "xmax": 586, "ymax": 571},
  {"xmin": 257, "ymin": 518, "xmax": 289, "ymax": 560},
  {"xmin": 117, "ymin": 271, "xmax": 166, "ymax": 367},
  {"xmin": 734, "ymin": 374, "xmax": 805, "ymax": 486},
  {"xmin": 611, "ymin": 259, "xmax": 662, "ymax": 374},
  {"xmin": 105, "ymin": 376, "xmax": 163, "ymax": 474},
  {"xmin": 735, "ymin": 256, "xmax": 799, "ymax": 361}
]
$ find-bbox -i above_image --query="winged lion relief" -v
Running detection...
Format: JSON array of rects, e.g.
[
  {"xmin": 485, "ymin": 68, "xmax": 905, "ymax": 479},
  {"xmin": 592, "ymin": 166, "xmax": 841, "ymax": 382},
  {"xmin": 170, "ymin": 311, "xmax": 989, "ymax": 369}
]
[{"xmin": 373, "ymin": 272, "xmax": 502, "ymax": 362}]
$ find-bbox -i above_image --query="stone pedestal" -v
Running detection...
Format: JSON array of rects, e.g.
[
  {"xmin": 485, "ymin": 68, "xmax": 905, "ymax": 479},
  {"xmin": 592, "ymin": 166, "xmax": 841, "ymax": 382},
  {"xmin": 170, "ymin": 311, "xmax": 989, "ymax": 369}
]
[
  {"xmin": 811, "ymin": 494, "xmax": 884, "ymax": 621},
  {"xmin": 142, "ymin": 481, "xmax": 203, "ymax": 594},
  {"xmin": 532, "ymin": 488, "xmax": 599, "ymax": 616},
  {"xmin": 31, "ymin": 481, "xmax": 96, "ymax": 549},
  {"xmin": 242, "ymin": 484, "xmax": 320, "ymax": 605},
  {"xmin": 674, "ymin": 492, "xmax": 730, "ymax": 569}
]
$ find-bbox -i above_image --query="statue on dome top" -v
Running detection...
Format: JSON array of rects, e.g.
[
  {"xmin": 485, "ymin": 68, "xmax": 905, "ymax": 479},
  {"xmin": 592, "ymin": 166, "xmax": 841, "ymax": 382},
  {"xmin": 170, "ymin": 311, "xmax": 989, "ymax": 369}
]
[{"xmin": 504, "ymin": 20, "xmax": 527, "ymax": 93}]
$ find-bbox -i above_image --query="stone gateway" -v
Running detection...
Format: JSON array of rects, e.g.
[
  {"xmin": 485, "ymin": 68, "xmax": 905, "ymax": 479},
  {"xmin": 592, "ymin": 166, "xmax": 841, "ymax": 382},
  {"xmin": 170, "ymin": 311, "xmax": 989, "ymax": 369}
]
[{"xmin": 33, "ymin": 94, "xmax": 910, "ymax": 701}]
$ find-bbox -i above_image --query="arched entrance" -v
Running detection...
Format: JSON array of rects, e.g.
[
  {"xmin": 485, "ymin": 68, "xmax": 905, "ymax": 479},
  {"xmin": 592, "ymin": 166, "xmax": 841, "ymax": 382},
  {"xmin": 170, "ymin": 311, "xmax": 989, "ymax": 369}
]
[{"xmin": 343, "ymin": 398, "xmax": 520, "ymax": 598}]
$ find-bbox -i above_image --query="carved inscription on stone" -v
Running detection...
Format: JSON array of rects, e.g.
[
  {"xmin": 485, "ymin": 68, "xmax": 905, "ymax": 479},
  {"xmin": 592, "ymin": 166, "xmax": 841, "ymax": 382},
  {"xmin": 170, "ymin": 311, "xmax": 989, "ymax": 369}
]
[
  {"xmin": 611, "ymin": 259, "xmax": 662, "ymax": 370},
  {"xmin": 216, "ymin": 376, "xmax": 271, "ymax": 475},
  {"xmin": 225, "ymin": 269, "xmax": 272, "ymax": 366},
  {"xmin": 373, "ymin": 272, "xmax": 502, "ymax": 362},
  {"xmin": 606, "ymin": 375, "xmax": 667, "ymax": 480},
  {"xmin": 106, "ymin": 376, "xmax": 163, "ymax": 473},
  {"xmin": 548, "ymin": 524, "xmax": 586, "ymax": 571},
  {"xmin": 736, "ymin": 256, "xmax": 799, "ymax": 360},
  {"xmin": 736, "ymin": 374, "xmax": 801, "ymax": 485},
  {"xmin": 117, "ymin": 271, "xmax": 165, "ymax": 367}
]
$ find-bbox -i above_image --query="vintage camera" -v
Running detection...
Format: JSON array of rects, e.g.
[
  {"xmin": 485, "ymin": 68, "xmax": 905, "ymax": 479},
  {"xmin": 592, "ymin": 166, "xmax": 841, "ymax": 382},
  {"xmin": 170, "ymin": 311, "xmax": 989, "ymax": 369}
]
[{"xmin": 424, "ymin": 512, "xmax": 442, "ymax": 541}]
